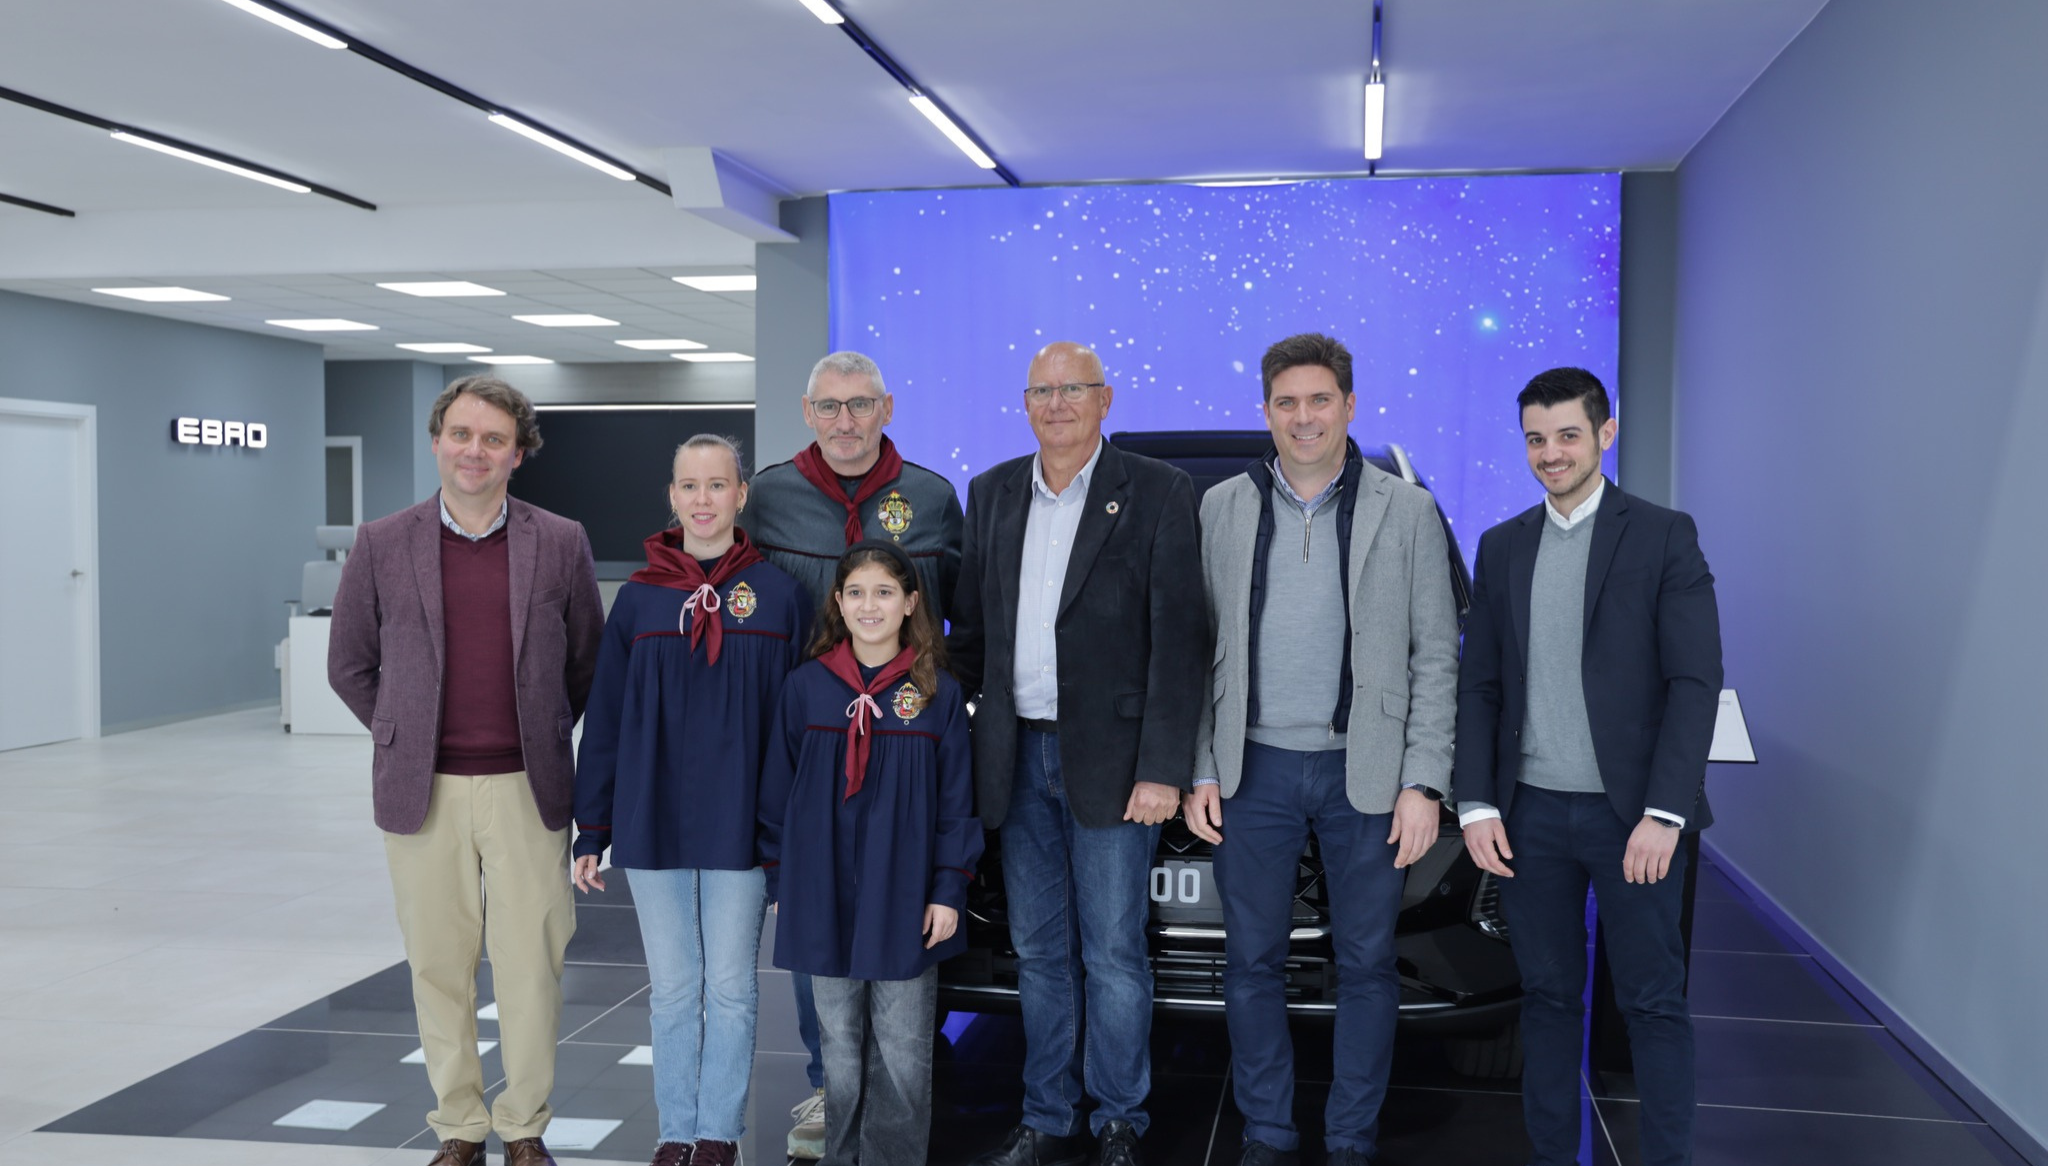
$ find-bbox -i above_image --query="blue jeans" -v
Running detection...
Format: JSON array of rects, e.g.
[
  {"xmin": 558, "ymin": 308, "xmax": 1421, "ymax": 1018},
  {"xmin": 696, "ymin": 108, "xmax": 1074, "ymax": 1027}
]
[
  {"xmin": 1212, "ymin": 743, "xmax": 1405, "ymax": 1155},
  {"xmin": 795, "ymin": 972, "xmax": 825, "ymax": 1090},
  {"xmin": 1001, "ymin": 729, "xmax": 1162, "ymax": 1138},
  {"xmin": 1499, "ymin": 786, "xmax": 1694, "ymax": 1166},
  {"xmin": 626, "ymin": 866, "xmax": 768, "ymax": 1144}
]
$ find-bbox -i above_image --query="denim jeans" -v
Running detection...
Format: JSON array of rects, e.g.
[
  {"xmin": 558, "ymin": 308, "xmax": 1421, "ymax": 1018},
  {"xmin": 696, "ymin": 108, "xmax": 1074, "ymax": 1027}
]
[
  {"xmin": 813, "ymin": 967, "xmax": 937, "ymax": 1166},
  {"xmin": 1212, "ymin": 743, "xmax": 1405, "ymax": 1155},
  {"xmin": 1499, "ymin": 786, "xmax": 1694, "ymax": 1166},
  {"xmin": 626, "ymin": 866, "xmax": 768, "ymax": 1144},
  {"xmin": 1001, "ymin": 728, "xmax": 1162, "ymax": 1138},
  {"xmin": 795, "ymin": 972, "xmax": 825, "ymax": 1090}
]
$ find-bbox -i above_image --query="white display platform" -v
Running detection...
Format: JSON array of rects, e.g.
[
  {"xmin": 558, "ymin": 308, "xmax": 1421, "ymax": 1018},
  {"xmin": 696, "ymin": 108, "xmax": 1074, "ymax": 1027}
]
[
  {"xmin": 1709, "ymin": 688, "xmax": 1755, "ymax": 763},
  {"xmin": 283, "ymin": 615, "xmax": 369, "ymax": 736}
]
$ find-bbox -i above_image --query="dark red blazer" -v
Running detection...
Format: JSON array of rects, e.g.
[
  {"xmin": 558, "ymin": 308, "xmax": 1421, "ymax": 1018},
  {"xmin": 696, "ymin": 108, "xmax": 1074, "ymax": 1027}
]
[{"xmin": 328, "ymin": 494, "xmax": 605, "ymax": 834}]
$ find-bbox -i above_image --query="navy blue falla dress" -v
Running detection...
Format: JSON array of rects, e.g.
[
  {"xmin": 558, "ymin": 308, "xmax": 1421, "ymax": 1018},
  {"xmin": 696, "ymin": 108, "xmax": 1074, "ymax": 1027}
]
[
  {"xmin": 759, "ymin": 646, "xmax": 983, "ymax": 981},
  {"xmin": 575, "ymin": 529, "xmax": 809, "ymax": 871}
]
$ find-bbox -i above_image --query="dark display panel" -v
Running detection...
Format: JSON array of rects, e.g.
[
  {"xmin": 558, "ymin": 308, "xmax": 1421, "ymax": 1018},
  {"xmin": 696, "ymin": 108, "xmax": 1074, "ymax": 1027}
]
[{"xmin": 509, "ymin": 406, "xmax": 754, "ymax": 565}]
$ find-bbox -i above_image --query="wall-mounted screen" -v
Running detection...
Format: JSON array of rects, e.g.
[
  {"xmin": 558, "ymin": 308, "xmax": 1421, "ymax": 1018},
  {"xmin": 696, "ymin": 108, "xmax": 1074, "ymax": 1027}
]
[
  {"xmin": 828, "ymin": 174, "xmax": 1619, "ymax": 560},
  {"xmin": 509, "ymin": 405, "xmax": 754, "ymax": 567}
]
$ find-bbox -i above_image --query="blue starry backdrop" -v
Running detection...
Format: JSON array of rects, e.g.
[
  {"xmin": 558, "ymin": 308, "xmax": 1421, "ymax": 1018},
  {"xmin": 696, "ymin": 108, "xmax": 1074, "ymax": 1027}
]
[{"xmin": 827, "ymin": 173, "xmax": 1620, "ymax": 561}]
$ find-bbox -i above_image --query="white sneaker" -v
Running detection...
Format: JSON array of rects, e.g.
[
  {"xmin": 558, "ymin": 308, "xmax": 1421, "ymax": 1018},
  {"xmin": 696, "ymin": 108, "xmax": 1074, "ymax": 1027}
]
[{"xmin": 787, "ymin": 1089, "xmax": 826, "ymax": 1159}]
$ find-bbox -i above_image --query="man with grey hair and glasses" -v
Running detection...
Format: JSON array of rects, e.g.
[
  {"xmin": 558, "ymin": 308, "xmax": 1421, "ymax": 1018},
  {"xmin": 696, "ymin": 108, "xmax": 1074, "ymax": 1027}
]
[{"xmin": 739, "ymin": 349, "xmax": 965, "ymax": 1157}]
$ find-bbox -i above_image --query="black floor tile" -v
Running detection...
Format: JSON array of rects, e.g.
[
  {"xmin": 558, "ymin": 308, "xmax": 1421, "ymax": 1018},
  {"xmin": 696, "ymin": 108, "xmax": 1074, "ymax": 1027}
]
[
  {"xmin": 1596, "ymin": 1017, "xmax": 1981, "ymax": 1124},
  {"xmin": 1212, "ymin": 1077, "xmax": 1537, "ymax": 1166},
  {"xmin": 41, "ymin": 1028, "xmax": 434, "ymax": 1141},
  {"xmin": 565, "ymin": 900, "xmax": 651, "ymax": 966},
  {"xmin": 1685, "ymin": 951, "xmax": 1876, "ymax": 1026},
  {"xmin": 264, "ymin": 961, "xmax": 446, "ymax": 1036},
  {"xmin": 1595, "ymin": 1098, "xmax": 2029, "ymax": 1166},
  {"xmin": 1687, "ymin": 898, "xmax": 1800, "ymax": 956},
  {"xmin": 929, "ymin": 1071, "xmax": 1227, "ymax": 1166}
]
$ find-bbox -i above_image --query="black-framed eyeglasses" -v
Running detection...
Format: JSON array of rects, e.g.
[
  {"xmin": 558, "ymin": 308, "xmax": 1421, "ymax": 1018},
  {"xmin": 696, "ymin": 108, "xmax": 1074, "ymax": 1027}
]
[
  {"xmin": 809, "ymin": 396, "xmax": 881, "ymax": 419},
  {"xmin": 1023, "ymin": 382, "xmax": 1104, "ymax": 406}
]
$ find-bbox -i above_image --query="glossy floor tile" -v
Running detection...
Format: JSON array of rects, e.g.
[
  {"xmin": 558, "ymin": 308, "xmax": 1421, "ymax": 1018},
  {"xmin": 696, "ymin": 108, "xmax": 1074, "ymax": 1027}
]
[{"xmin": 4, "ymin": 712, "xmax": 2039, "ymax": 1165}]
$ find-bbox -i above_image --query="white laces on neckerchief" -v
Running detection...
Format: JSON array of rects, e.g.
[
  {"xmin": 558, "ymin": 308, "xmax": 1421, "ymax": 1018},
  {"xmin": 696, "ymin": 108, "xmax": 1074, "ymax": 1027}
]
[{"xmin": 680, "ymin": 582, "xmax": 720, "ymax": 632}]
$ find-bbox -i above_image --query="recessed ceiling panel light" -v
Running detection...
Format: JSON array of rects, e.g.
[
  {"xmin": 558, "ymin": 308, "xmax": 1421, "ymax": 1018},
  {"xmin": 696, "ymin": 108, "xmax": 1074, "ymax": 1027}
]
[
  {"xmin": 217, "ymin": 0, "xmax": 348, "ymax": 49},
  {"xmin": 112, "ymin": 131, "xmax": 311, "ymax": 193},
  {"xmin": 616, "ymin": 338, "xmax": 708, "ymax": 351},
  {"xmin": 514, "ymin": 314, "xmax": 620, "ymax": 327},
  {"xmin": 473, "ymin": 355, "xmax": 556, "ymax": 365},
  {"xmin": 907, "ymin": 94, "xmax": 999, "ymax": 170},
  {"xmin": 268, "ymin": 318, "xmax": 378, "ymax": 332},
  {"xmin": 794, "ymin": 0, "xmax": 846, "ymax": 23},
  {"xmin": 397, "ymin": 342, "xmax": 493, "ymax": 354},
  {"xmin": 378, "ymin": 281, "xmax": 506, "ymax": 298},
  {"xmin": 671, "ymin": 275, "xmax": 757, "ymax": 292},
  {"xmin": 672, "ymin": 352, "xmax": 755, "ymax": 363},
  {"xmin": 487, "ymin": 114, "xmax": 635, "ymax": 181},
  {"xmin": 92, "ymin": 286, "xmax": 230, "ymax": 303}
]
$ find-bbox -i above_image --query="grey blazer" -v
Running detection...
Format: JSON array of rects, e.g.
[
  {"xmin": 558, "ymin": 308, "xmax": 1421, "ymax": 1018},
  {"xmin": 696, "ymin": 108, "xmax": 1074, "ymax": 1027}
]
[{"xmin": 1195, "ymin": 459, "xmax": 1460, "ymax": 813}]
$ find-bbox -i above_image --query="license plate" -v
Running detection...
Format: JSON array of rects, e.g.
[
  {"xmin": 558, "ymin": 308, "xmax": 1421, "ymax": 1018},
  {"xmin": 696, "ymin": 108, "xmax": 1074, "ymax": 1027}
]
[{"xmin": 1149, "ymin": 859, "xmax": 1215, "ymax": 910}]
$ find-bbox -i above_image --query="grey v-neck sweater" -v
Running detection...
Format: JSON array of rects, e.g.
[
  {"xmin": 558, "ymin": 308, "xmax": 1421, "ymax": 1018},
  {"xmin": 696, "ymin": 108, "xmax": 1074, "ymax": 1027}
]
[{"xmin": 1519, "ymin": 513, "xmax": 1605, "ymax": 793}]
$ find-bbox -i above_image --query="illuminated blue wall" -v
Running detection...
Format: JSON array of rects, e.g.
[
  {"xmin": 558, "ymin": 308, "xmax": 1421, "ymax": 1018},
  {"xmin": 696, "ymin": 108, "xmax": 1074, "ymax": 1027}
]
[{"xmin": 829, "ymin": 174, "xmax": 1619, "ymax": 560}]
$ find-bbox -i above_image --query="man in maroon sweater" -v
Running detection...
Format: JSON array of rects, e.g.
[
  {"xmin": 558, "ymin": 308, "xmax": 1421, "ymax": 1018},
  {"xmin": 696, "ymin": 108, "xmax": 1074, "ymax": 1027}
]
[{"xmin": 330, "ymin": 376, "xmax": 604, "ymax": 1166}]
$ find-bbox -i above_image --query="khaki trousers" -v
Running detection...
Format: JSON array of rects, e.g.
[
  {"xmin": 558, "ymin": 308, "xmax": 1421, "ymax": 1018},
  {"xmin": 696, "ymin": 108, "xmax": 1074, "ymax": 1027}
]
[{"xmin": 384, "ymin": 772, "xmax": 576, "ymax": 1142}]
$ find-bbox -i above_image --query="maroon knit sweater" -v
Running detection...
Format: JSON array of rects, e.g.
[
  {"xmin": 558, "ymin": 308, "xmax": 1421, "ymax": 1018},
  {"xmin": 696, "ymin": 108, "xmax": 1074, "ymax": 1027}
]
[{"xmin": 435, "ymin": 524, "xmax": 527, "ymax": 775}]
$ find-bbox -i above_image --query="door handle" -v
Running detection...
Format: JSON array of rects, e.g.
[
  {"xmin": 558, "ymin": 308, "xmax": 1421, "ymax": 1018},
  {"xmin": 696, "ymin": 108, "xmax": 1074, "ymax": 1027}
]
[{"xmin": 70, "ymin": 569, "xmax": 85, "ymax": 578}]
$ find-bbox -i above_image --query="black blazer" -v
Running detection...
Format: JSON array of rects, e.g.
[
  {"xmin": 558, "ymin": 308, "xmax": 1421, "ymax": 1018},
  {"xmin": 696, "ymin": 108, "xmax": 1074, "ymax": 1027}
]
[
  {"xmin": 948, "ymin": 440, "xmax": 1208, "ymax": 829},
  {"xmin": 1452, "ymin": 482, "xmax": 1723, "ymax": 830}
]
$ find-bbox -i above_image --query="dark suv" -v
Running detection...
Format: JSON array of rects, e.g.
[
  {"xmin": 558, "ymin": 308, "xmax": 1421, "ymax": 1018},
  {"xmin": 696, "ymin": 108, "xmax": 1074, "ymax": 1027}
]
[{"xmin": 938, "ymin": 430, "xmax": 1523, "ymax": 1075}]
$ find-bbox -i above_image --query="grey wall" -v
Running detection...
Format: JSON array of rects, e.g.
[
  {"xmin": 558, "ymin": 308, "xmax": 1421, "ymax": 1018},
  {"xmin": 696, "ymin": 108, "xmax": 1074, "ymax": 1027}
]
[
  {"xmin": 0, "ymin": 289, "xmax": 325, "ymax": 731},
  {"xmin": 1618, "ymin": 170, "xmax": 1678, "ymax": 506},
  {"xmin": 1672, "ymin": 0, "xmax": 2048, "ymax": 1150},
  {"xmin": 754, "ymin": 195, "xmax": 831, "ymax": 469},
  {"xmin": 325, "ymin": 360, "xmax": 439, "ymax": 521}
]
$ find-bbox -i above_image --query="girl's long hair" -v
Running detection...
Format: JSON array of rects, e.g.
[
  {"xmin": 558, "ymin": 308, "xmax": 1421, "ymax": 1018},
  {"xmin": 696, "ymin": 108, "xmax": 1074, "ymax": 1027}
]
[{"xmin": 806, "ymin": 545, "xmax": 947, "ymax": 705}]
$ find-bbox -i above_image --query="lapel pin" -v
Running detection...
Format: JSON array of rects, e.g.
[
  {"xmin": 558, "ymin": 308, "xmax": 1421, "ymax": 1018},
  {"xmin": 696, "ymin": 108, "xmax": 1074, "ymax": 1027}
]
[{"xmin": 1106, "ymin": 501, "xmax": 1120, "ymax": 515}]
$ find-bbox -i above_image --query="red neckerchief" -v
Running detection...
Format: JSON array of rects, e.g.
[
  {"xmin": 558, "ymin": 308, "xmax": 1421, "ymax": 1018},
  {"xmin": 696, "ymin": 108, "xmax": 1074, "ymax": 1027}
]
[
  {"xmin": 628, "ymin": 527, "xmax": 766, "ymax": 665},
  {"xmin": 817, "ymin": 640, "xmax": 917, "ymax": 800},
  {"xmin": 792, "ymin": 435, "xmax": 905, "ymax": 546}
]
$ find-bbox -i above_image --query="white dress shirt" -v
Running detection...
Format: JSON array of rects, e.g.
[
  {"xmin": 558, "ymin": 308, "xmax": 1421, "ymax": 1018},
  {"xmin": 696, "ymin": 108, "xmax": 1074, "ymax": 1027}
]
[
  {"xmin": 1011, "ymin": 438, "xmax": 1104, "ymax": 721},
  {"xmin": 440, "ymin": 495, "xmax": 509, "ymax": 541},
  {"xmin": 1459, "ymin": 478, "xmax": 1686, "ymax": 830}
]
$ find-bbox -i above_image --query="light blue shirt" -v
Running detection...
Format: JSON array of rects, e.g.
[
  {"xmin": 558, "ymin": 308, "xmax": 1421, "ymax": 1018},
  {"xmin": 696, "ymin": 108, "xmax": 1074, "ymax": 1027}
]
[
  {"xmin": 439, "ymin": 494, "xmax": 509, "ymax": 541},
  {"xmin": 1012, "ymin": 438, "xmax": 1104, "ymax": 721}
]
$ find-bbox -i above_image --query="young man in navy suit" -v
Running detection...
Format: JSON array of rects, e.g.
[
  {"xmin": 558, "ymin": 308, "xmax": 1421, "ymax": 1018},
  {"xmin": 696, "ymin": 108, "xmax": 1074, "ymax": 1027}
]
[{"xmin": 1452, "ymin": 367, "xmax": 1723, "ymax": 1166}]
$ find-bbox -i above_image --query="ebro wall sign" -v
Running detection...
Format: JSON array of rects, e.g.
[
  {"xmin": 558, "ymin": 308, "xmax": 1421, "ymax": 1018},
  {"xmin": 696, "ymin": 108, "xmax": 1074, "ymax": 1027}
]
[{"xmin": 172, "ymin": 417, "xmax": 268, "ymax": 448}]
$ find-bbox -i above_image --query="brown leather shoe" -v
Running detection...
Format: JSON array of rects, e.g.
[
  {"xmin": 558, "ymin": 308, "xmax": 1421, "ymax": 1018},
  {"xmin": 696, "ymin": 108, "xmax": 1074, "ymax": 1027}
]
[
  {"xmin": 505, "ymin": 1138, "xmax": 560, "ymax": 1166},
  {"xmin": 426, "ymin": 1140, "xmax": 484, "ymax": 1166}
]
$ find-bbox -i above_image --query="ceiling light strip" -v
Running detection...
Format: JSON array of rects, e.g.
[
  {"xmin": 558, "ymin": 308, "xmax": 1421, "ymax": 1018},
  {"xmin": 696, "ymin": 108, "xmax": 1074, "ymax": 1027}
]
[
  {"xmin": 1365, "ymin": 0, "xmax": 1386, "ymax": 171},
  {"xmin": 0, "ymin": 84, "xmax": 376, "ymax": 210},
  {"xmin": 217, "ymin": 0, "xmax": 345, "ymax": 48},
  {"xmin": 0, "ymin": 190, "xmax": 76, "ymax": 218},
  {"xmin": 214, "ymin": 0, "xmax": 670, "ymax": 196},
  {"xmin": 825, "ymin": 10, "xmax": 1018, "ymax": 186}
]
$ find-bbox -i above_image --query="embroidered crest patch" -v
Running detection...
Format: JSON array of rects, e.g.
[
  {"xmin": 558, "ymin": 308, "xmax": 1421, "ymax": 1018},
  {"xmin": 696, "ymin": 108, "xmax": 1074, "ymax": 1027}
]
[
  {"xmin": 726, "ymin": 581, "xmax": 758, "ymax": 620},
  {"xmin": 877, "ymin": 490, "xmax": 914, "ymax": 539},
  {"xmin": 891, "ymin": 682, "xmax": 923, "ymax": 721}
]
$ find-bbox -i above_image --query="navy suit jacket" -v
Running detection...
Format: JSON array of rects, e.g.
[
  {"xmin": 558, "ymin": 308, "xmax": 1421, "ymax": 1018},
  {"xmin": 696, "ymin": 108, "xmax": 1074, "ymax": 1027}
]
[{"xmin": 1452, "ymin": 482, "xmax": 1723, "ymax": 830}]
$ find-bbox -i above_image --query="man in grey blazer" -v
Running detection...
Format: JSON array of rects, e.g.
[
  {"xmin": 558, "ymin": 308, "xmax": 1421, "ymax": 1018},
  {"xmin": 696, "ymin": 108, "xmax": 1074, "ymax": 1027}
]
[
  {"xmin": 1186, "ymin": 334, "xmax": 1459, "ymax": 1166},
  {"xmin": 330, "ymin": 376, "xmax": 604, "ymax": 1166}
]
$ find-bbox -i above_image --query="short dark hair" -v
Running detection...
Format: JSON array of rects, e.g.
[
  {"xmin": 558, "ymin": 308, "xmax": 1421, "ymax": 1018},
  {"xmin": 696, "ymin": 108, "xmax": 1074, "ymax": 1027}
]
[
  {"xmin": 429, "ymin": 375, "xmax": 544, "ymax": 454},
  {"xmin": 1260, "ymin": 333, "xmax": 1354, "ymax": 402},
  {"xmin": 1517, "ymin": 367, "xmax": 1611, "ymax": 430}
]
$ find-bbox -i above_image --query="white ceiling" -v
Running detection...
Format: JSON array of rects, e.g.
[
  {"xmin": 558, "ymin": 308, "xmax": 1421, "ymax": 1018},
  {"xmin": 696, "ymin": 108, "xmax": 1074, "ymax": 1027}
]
[{"xmin": 0, "ymin": 0, "xmax": 1830, "ymax": 360}]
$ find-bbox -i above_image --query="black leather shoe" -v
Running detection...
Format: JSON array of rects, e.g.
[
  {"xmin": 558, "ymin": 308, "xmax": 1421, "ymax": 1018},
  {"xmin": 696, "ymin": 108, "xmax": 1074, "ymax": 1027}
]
[
  {"xmin": 1238, "ymin": 1142, "xmax": 1298, "ymax": 1166},
  {"xmin": 1096, "ymin": 1121, "xmax": 1143, "ymax": 1166},
  {"xmin": 968, "ymin": 1124, "xmax": 1090, "ymax": 1166},
  {"xmin": 1324, "ymin": 1148, "xmax": 1377, "ymax": 1166}
]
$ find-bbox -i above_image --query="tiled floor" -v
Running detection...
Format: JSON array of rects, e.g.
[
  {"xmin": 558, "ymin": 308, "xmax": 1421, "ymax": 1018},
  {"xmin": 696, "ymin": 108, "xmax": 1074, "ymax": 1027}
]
[{"xmin": 1, "ymin": 711, "xmax": 2034, "ymax": 1165}]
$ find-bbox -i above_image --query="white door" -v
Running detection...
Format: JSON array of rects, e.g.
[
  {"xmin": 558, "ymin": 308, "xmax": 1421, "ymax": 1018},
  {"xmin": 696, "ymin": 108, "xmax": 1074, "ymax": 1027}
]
[{"xmin": 0, "ymin": 401, "xmax": 98, "ymax": 751}]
